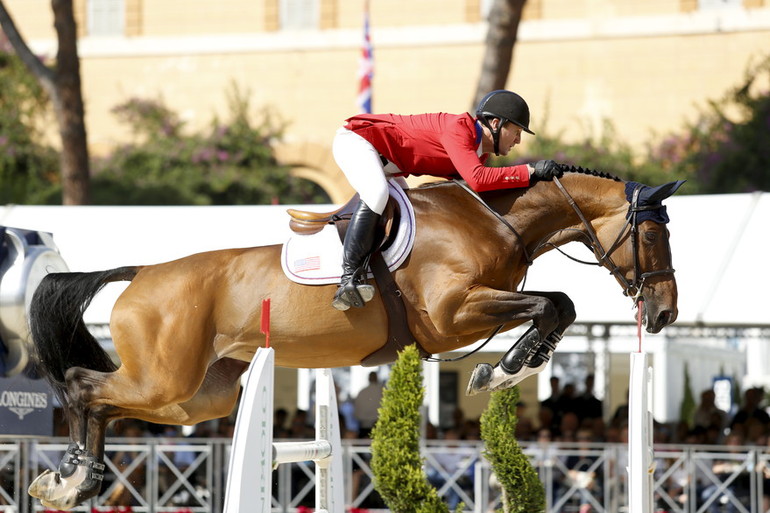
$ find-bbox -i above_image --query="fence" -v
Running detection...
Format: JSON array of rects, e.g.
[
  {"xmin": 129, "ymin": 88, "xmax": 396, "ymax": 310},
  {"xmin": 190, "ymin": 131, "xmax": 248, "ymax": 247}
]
[{"xmin": 1, "ymin": 437, "xmax": 769, "ymax": 513}]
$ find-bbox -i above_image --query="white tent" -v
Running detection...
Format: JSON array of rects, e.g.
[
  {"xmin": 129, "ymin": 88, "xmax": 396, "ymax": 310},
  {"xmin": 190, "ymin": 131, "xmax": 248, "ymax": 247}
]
[
  {"xmin": 2, "ymin": 192, "xmax": 768, "ymax": 422},
  {"xmin": 2, "ymin": 192, "xmax": 767, "ymax": 327}
]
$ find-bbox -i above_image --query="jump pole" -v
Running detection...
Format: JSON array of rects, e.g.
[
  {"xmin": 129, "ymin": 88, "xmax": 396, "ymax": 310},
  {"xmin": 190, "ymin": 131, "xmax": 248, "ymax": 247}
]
[
  {"xmin": 627, "ymin": 300, "xmax": 655, "ymax": 513},
  {"xmin": 223, "ymin": 300, "xmax": 344, "ymax": 513}
]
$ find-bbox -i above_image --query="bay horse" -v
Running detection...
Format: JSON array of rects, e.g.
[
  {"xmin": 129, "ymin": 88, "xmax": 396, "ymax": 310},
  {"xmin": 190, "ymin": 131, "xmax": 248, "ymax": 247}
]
[{"xmin": 27, "ymin": 169, "xmax": 682, "ymax": 509}]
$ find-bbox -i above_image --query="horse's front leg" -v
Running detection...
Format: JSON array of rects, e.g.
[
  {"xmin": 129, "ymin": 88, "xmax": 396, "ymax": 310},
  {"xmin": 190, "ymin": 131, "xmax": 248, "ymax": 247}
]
[
  {"xmin": 469, "ymin": 291, "xmax": 576, "ymax": 395},
  {"xmin": 434, "ymin": 288, "xmax": 575, "ymax": 396},
  {"xmin": 427, "ymin": 284, "xmax": 561, "ymax": 390}
]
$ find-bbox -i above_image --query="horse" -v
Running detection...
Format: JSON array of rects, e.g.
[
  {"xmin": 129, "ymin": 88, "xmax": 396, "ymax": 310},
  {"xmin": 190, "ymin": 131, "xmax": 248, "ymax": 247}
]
[{"xmin": 27, "ymin": 168, "xmax": 683, "ymax": 509}]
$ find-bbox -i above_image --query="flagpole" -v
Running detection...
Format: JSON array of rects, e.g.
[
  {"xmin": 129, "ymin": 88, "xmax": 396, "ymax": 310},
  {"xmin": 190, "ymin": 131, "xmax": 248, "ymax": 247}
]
[{"xmin": 357, "ymin": 0, "xmax": 373, "ymax": 114}]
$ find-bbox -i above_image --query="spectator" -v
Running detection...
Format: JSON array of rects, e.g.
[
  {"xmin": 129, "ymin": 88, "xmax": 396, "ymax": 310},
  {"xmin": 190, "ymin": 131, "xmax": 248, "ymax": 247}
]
[
  {"xmin": 354, "ymin": 371, "xmax": 384, "ymax": 438},
  {"xmin": 515, "ymin": 401, "xmax": 535, "ymax": 441},
  {"xmin": 699, "ymin": 432, "xmax": 751, "ymax": 512},
  {"xmin": 576, "ymin": 374, "xmax": 604, "ymax": 426},
  {"xmin": 273, "ymin": 408, "xmax": 290, "ymax": 438},
  {"xmin": 427, "ymin": 429, "xmax": 473, "ymax": 510},
  {"xmin": 610, "ymin": 390, "xmax": 630, "ymax": 430},
  {"xmin": 540, "ymin": 376, "xmax": 562, "ymax": 434},
  {"xmin": 730, "ymin": 387, "xmax": 770, "ymax": 443},
  {"xmin": 288, "ymin": 409, "xmax": 315, "ymax": 438},
  {"xmin": 694, "ymin": 389, "xmax": 727, "ymax": 432},
  {"xmin": 336, "ymin": 384, "xmax": 360, "ymax": 435}
]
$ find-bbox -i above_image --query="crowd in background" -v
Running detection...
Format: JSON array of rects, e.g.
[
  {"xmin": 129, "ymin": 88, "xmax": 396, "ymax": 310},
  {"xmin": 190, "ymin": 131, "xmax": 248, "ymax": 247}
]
[{"xmin": 39, "ymin": 371, "xmax": 770, "ymax": 512}]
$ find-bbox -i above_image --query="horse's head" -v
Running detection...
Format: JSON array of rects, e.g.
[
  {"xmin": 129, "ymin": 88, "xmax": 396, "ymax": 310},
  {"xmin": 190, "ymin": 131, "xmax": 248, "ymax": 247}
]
[{"xmin": 591, "ymin": 179, "xmax": 685, "ymax": 333}]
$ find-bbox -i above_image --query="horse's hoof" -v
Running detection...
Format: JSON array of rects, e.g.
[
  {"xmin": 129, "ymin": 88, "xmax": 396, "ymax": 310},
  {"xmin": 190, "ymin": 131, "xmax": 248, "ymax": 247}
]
[
  {"xmin": 28, "ymin": 470, "xmax": 79, "ymax": 510},
  {"xmin": 38, "ymin": 494, "xmax": 80, "ymax": 511},
  {"xmin": 489, "ymin": 362, "xmax": 549, "ymax": 392},
  {"xmin": 28, "ymin": 469, "xmax": 56, "ymax": 499},
  {"xmin": 466, "ymin": 363, "xmax": 493, "ymax": 396}
]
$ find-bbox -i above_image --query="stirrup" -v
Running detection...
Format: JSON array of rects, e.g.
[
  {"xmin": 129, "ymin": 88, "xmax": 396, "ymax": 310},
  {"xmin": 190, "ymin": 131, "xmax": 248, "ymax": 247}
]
[{"xmin": 331, "ymin": 282, "xmax": 375, "ymax": 311}]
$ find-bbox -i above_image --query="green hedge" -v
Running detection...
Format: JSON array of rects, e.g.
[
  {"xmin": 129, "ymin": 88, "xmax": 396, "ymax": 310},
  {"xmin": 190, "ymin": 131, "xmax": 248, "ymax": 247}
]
[{"xmin": 371, "ymin": 345, "xmax": 545, "ymax": 513}]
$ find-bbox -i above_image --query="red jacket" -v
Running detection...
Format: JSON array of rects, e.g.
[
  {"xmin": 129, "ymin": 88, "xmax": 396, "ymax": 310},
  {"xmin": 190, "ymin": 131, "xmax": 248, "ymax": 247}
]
[{"xmin": 344, "ymin": 112, "xmax": 530, "ymax": 191}]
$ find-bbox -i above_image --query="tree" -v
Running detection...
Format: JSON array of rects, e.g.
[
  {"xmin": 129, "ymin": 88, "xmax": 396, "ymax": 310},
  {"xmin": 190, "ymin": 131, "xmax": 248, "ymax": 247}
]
[
  {"xmin": 473, "ymin": 0, "xmax": 528, "ymax": 106},
  {"xmin": 0, "ymin": 0, "xmax": 90, "ymax": 205},
  {"xmin": 0, "ymin": 43, "xmax": 59, "ymax": 203},
  {"xmin": 481, "ymin": 386, "xmax": 545, "ymax": 513},
  {"xmin": 91, "ymin": 89, "xmax": 329, "ymax": 205},
  {"xmin": 647, "ymin": 55, "xmax": 770, "ymax": 193},
  {"xmin": 679, "ymin": 363, "xmax": 696, "ymax": 429},
  {"xmin": 370, "ymin": 345, "xmax": 449, "ymax": 513}
]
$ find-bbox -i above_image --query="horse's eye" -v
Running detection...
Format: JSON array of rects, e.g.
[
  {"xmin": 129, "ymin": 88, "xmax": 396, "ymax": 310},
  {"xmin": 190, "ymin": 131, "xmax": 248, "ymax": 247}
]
[{"xmin": 643, "ymin": 231, "xmax": 658, "ymax": 244}]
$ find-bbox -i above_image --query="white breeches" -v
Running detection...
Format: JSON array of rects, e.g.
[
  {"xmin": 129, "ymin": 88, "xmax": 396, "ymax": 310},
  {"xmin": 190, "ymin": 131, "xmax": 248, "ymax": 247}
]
[{"xmin": 332, "ymin": 127, "xmax": 406, "ymax": 215}]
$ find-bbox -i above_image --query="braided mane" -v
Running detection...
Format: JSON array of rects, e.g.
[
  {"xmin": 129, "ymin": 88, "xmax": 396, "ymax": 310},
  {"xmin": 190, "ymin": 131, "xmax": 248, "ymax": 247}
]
[{"xmin": 558, "ymin": 164, "xmax": 623, "ymax": 182}]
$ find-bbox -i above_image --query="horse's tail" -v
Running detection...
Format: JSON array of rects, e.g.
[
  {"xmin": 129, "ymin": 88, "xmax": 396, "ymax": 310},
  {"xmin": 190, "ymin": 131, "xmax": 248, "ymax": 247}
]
[{"xmin": 29, "ymin": 266, "xmax": 139, "ymax": 408}]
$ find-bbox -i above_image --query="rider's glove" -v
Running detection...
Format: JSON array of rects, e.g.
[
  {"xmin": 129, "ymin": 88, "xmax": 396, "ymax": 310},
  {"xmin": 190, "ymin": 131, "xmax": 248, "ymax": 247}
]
[{"xmin": 530, "ymin": 160, "xmax": 562, "ymax": 183}]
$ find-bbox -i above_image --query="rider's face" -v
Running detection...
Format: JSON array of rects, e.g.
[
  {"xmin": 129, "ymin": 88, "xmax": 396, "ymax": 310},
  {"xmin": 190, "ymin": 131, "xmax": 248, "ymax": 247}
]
[{"xmin": 496, "ymin": 122, "xmax": 522, "ymax": 156}]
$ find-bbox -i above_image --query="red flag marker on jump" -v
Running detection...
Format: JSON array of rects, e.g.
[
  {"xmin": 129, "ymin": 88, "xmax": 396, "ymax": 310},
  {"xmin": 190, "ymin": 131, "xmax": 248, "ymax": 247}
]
[{"xmin": 261, "ymin": 298, "xmax": 271, "ymax": 348}]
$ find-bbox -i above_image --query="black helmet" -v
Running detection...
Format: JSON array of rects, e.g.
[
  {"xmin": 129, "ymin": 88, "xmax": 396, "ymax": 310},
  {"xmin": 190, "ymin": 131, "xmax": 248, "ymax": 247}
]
[{"xmin": 475, "ymin": 90, "xmax": 534, "ymax": 155}]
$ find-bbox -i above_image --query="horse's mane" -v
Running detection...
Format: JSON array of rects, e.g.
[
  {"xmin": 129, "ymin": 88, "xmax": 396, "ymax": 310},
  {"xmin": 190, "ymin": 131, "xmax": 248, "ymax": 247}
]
[
  {"xmin": 557, "ymin": 164, "xmax": 624, "ymax": 182},
  {"xmin": 414, "ymin": 164, "xmax": 623, "ymax": 192}
]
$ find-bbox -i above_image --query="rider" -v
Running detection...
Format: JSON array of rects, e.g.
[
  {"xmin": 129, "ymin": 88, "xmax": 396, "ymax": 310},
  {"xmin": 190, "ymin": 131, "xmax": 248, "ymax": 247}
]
[{"xmin": 331, "ymin": 89, "xmax": 562, "ymax": 311}]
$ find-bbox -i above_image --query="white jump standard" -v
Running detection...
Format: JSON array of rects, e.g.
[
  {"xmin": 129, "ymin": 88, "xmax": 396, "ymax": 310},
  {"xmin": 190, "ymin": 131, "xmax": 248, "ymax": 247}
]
[{"xmin": 223, "ymin": 347, "xmax": 344, "ymax": 513}]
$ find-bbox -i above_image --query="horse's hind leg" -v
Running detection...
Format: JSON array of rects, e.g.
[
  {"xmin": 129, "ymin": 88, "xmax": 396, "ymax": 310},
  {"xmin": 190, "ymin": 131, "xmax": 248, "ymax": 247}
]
[
  {"xmin": 30, "ymin": 358, "xmax": 247, "ymax": 511},
  {"xmin": 467, "ymin": 291, "xmax": 576, "ymax": 395},
  {"xmin": 28, "ymin": 366, "xmax": 115, "ymax": 510}
]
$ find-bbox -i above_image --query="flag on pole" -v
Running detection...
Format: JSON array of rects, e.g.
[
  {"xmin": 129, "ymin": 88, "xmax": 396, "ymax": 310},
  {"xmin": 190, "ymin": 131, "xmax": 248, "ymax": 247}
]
[{"xmin": 357, "ymin": 0, "xmax": 373, "ymax": 113}]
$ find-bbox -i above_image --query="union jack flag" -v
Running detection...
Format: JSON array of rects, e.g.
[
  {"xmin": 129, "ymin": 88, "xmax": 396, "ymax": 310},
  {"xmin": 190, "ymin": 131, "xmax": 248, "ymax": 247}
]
[{"xmin": 357, "ymin": 0, "xmax": 373, "ymax": 114}]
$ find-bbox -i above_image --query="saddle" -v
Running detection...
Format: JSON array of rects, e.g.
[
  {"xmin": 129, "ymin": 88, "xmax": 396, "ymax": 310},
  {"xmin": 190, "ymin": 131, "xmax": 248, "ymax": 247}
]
[
  {"xmin": 287, "ymin": 194, "xmax": 430, "ymax": 367},
  {"xmin": 287, "ymin": 194, "xmax": 397, "ymax": 241}
]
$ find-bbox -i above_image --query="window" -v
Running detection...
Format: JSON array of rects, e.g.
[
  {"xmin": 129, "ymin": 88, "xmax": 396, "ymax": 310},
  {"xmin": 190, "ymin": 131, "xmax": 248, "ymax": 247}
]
[
  {"xmin": 698, "ymin": 0, "xmax": 741, "ymax": 9},
  {"xmin": 87, "ymin": 0, "xmax": 124, "ymax": 36},
  {"xmin": 280, "ymin": 0, "xmax": 318, "ymax": 30}
]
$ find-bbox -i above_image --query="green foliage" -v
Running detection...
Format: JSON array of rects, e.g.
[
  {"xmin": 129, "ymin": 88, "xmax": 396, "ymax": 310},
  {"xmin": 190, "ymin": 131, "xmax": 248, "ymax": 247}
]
[
  {"xmin": 370, "ymin": 345, "xmax": 449, "ymax": 513},
  {"xmin": 679, "ymin": 363, "xmax": 696, "ymax": 429},
  {"xmin": 646, "ymin": 55, "xmax": 770, "ymax": 193},
  {"xmin": 480, "ymin": 387, "xmax": 545, "ymax": 513},
  {"xmin": 91, "ymin": 85, "xmax": 330, "ymax": 205},
  {"xmin": 0, "ymin": 47, "xmax": 60, "ymax": 203}
]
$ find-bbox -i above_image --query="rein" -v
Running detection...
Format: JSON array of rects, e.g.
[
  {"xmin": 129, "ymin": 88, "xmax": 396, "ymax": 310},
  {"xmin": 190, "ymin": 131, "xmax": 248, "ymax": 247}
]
[{"xmin": 549, "ymin": 176, "xmax": 676, "ymax": 301}]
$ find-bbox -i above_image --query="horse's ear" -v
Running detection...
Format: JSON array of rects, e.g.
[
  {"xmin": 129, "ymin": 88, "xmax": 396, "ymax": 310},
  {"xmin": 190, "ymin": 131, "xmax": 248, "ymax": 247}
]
[{"xmin": 641, "ymin": 180, "xmax": 686, "ymax": 204}]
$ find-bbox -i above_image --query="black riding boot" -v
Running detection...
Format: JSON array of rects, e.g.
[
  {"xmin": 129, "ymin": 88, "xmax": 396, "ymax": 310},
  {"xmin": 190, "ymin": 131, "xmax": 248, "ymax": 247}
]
[{"xmin": 332, "ymin": 201, "xmax": 380, "ymax": 311}]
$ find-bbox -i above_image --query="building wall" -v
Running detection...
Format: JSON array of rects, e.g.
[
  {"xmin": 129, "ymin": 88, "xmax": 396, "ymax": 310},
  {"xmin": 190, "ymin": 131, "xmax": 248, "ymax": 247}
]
[{"xmin": 7, "ymin": 0, "xmax": 769, "ymax": 201}]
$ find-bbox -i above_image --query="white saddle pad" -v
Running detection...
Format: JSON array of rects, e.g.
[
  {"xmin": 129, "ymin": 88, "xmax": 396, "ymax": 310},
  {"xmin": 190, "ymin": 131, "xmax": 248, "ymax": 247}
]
[{"xmin": 281, "ymin": 182, "xmax": 416, "ymax": 285}]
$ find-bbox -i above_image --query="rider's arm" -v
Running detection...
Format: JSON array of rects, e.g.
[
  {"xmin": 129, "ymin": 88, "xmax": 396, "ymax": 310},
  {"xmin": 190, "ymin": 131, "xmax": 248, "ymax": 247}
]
[{"xmin": 440, "ymin": 116, "xmax": 531, "ymax": 192}]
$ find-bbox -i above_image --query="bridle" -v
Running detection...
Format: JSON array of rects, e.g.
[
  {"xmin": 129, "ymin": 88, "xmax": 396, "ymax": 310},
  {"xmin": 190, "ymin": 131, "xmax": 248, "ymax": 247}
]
[
  {"xmin": 547, "ymin": 177, "xmax": 676, "ymax": 302},
  {"xmin": 453, "ymin": 176, "xmax": 676, "ymax": 303},
  {"xmin": 434, "ymin": 177, "xmax": 675, "ymax": 363}
]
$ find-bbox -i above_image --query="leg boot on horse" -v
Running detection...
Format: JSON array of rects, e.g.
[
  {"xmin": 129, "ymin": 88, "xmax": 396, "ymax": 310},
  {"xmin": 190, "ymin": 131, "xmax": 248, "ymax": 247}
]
[
  {"xmin": 332, "ymin": 200, "xmax": 380, "ymax": 310},
  {"xmin": 466, "ymin": 291, "xmax": 575, "ymax": 396},
  {"xmin": 468, "ymin": 332, "xmax": 564, "ymax": 396}
]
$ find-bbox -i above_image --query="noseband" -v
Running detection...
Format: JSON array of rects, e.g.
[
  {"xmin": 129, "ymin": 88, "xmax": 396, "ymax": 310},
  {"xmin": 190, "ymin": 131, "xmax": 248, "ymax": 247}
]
[{"xmin": 550, "ymin": 177, "xmax": 676, "ymax": 301}]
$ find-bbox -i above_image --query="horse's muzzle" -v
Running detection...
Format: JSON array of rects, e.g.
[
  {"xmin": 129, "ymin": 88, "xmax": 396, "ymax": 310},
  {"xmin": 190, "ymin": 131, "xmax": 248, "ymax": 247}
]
[{"xmin": 647, "ymin": 306, "xmax": 677, "ymax": 334}]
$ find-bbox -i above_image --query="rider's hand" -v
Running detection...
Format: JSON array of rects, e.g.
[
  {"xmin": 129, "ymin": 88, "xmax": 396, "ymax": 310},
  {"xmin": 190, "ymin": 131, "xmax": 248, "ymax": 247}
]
[{"xmin": 529, "ymin": 160, "xmax": 562, "ymax": 183}]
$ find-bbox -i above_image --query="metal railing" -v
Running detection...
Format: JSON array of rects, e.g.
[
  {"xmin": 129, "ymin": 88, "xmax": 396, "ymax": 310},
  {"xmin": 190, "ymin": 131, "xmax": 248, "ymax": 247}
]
[{"xmin": 1, "ymin": 437, "xmax": 768, "ymax": 513}]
